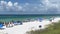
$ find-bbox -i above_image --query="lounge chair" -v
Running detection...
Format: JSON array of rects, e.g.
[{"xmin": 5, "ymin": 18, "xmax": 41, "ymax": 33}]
[{"xmin": 13, "ymin": 21, "xmax": 23, "ymax": 25}]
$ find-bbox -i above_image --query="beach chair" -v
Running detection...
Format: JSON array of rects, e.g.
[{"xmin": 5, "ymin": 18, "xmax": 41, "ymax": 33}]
[
  {"xmin": 13, "ymin": 21, "xmax": 23, "ymax": 25},
  {"xmin": 17, "ymin": 21, "xmax": 23, "ymax": 25}
]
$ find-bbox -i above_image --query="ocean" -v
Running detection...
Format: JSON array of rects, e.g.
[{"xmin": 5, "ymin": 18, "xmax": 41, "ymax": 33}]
[{"xmin": 0, "ymin": 14, "xmax": 60, "ymax": 22}]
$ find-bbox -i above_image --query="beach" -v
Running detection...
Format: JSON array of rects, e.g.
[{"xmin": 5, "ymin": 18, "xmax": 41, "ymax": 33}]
[
  {"xmin": 0, "ymin": 0, "xmax": 60, "ymax": 34},
  {"xmin": 0, "ymin": 17, "xmax": 60, "ymax": 34}
]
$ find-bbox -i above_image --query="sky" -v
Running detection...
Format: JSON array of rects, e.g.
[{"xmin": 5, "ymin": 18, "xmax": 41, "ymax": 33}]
[{"xmin": 0, "ymin": 0, "xmax": 60, "ymax": 14}]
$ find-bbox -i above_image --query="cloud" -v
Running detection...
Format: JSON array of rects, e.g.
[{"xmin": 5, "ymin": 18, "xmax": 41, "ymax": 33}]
[
  {"xmin": 0, "ymin": 0, "xmax": 60, "ymax": 14},
  {"xmin": 7, "ymin": 1, "xmax": 13, "ymax": 7},
  {"xmin": 41, "ymin": 0, "xmax": 60, "ymax": 14},
  {"xmin": 0, "ymin": 1, "xmax": 23, "ymax": 11},
  {"xmin": 0, "ymin": 0, "xmax": 46, "ymax": 12}
]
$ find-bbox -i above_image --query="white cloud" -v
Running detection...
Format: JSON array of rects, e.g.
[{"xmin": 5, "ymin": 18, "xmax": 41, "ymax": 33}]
[
  {"xmin": 0, "ymin": 1, "xmax": 23, "ymax": 11},
  {"xmin": 0, "ymin": 0, "xmax": 60, "ymax": 14},
  {"xmin": 41, "ymin": 0, "xmax": 60, "ymax": 14},
  {"xmin": 14, "ymin": 2, "xmax": 18, "ymax": 6},
  {"xmin": 7, "ymin": 1, "xmax": 13, "ymax": 7}
]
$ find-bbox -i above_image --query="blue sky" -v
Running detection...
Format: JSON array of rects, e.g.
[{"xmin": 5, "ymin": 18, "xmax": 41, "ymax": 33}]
[
  {"xmin": 0, "ymin": 0, "xmax": 60, "ymax": 14},
  {"xmin": 4, "ymin": 0, "xmax": 40, "ymax": 4}
]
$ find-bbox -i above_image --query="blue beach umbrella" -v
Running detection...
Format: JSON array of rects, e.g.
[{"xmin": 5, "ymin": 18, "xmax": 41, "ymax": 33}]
[
  {"xmin": 0, "ymin": 24, "xmax": 3, "ymax": 28},
  {"xmin": 38, "ymin": 18, "xmax": 43, "ymax": 22}
]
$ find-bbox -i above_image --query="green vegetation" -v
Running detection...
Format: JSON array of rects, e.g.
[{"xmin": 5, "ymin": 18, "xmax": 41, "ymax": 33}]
[{"xmin": 27, "ymin": 21, "xmax": 60, "ymax": 34}]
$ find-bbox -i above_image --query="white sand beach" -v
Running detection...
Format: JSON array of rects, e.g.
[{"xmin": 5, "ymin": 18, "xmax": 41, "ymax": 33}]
[{"xmin": 0, "ymin": 17, "xmax": 60, "ymax": 34}]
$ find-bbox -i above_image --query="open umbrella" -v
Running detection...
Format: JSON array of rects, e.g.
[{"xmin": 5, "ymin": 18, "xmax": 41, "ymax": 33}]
[{"xmin": 0, "ymin": 24, "xmax": 4, "ymax": 29}]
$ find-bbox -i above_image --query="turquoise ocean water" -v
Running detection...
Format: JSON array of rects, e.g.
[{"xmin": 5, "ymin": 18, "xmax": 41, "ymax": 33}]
[{"xmin": 0, "ymin": 14, "xmax": 59, "ymax": 22}]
